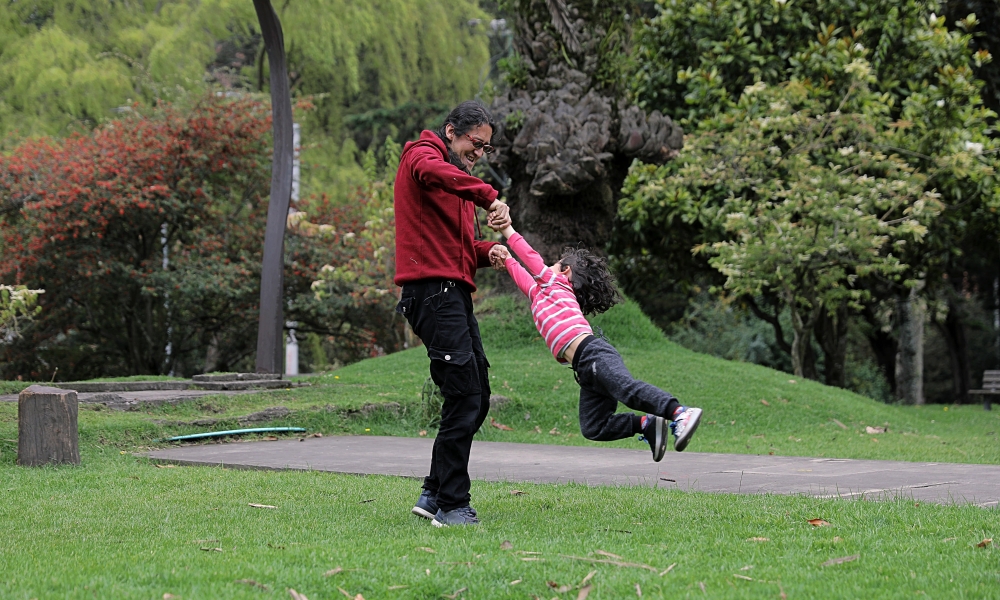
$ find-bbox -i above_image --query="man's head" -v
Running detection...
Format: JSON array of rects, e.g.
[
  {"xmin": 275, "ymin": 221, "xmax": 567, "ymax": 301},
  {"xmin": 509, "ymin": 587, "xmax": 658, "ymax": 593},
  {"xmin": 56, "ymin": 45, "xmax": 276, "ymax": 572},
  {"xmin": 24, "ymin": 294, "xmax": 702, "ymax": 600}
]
[
  {"xmin": 437, "ymin": 101, "xmax": 496, "ymax": 172},
  {"xmin": 555, "ymin": 248, "xmax": 622, "ymax": 316}
]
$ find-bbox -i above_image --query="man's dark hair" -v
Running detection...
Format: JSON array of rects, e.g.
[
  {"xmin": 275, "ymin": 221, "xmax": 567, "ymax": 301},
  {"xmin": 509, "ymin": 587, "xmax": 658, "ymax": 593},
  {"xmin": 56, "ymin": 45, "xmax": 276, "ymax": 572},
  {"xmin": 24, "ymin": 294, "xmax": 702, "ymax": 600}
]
[
  {"xmin": 558, "ymin": 247, "xmax": 622, "ymax": 315},
  {"xmin": 436, "ymin": 100, "xmax": 496, "ymax": 141}
]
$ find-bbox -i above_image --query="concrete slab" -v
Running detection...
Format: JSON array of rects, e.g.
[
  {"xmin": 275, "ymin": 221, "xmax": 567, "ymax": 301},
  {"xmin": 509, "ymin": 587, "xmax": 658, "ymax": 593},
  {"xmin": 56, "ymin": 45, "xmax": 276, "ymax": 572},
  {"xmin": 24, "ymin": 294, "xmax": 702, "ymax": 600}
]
[
  {"xmin": 0, "ymin": 388, "xmax": 265, "ymax": 408},
  {"xmin": 146, "ymin": 436, "xmax": 1000, "ymax": 507}
]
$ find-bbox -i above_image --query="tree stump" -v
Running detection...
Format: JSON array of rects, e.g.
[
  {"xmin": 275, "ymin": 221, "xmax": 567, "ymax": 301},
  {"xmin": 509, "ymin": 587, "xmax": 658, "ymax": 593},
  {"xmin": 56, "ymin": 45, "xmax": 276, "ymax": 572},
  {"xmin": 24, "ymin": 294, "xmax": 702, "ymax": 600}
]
[{"xmin": 17, "ymin": 385, "xmax": 79, "ymax": 466}]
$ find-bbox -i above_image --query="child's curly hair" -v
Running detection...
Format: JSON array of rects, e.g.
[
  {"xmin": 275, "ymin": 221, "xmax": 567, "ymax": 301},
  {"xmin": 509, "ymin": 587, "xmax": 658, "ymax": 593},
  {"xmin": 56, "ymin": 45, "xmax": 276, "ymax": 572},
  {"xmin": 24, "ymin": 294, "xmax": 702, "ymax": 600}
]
[{"xmin": 558, "ymin": 247, "xmax": 622, "ymax": 315}]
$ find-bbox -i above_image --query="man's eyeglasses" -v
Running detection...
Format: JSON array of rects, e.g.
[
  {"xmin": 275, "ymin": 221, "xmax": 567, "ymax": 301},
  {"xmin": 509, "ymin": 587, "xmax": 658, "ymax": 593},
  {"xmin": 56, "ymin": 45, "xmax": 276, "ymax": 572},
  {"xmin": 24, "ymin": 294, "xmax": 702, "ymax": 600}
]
[{"xmin": 465, "ymin": 134, "xmax": 495, "ymax": 154}]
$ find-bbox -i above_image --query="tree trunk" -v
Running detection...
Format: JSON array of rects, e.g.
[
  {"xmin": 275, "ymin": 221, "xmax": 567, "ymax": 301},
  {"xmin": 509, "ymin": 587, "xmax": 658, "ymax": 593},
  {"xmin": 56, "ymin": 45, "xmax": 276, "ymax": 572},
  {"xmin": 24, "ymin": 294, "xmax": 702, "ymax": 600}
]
[
  {"xmin": 17, "ymin": 385, "xmax": 79, "ymax": 466},
  {"xmin": 895, "ymin": 287, "xmax": 925, "ymax": 405},
  {"xmin": 934, "ymin": 296, "xmax": 970, "ymax": 403},
  {"xmin": 489, "ymin": 0, "xmax": 683, "ymax": 259},
  {"xmin": 788, "ymin": 302, "xmax": 823, "ymax": 379},
  {"xmin": 815, "ymin": 306, "xmax": 849, "ymax": 388}
]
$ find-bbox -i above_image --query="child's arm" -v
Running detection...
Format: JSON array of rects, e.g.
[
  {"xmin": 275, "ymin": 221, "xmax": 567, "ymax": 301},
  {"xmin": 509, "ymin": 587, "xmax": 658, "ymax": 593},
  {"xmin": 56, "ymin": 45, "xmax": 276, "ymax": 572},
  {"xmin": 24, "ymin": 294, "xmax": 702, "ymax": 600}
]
[{"xmin": 498, "ymin": 225, "xmax": 550, "ymax": 280}]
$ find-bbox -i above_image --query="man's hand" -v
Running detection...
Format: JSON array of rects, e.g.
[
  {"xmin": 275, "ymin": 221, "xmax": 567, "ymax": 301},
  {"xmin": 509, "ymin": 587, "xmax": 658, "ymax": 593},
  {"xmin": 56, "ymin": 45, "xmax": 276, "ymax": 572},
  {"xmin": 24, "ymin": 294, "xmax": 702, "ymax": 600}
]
[
  {"xmin": 488, "ymin": 244, "xmax": 509, "ymax": 272},
  {"xmin": 488, "ymin": 200, "xmax": 511, "ymax": 231}
]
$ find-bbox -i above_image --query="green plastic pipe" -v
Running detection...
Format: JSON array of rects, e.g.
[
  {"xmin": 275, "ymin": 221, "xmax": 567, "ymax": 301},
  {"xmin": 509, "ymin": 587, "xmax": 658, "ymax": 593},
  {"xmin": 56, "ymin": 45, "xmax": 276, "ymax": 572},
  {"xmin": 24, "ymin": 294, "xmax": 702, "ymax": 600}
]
[{"xmin": 156, "ymin": 427, "xmax": 306, "ymax": 443}]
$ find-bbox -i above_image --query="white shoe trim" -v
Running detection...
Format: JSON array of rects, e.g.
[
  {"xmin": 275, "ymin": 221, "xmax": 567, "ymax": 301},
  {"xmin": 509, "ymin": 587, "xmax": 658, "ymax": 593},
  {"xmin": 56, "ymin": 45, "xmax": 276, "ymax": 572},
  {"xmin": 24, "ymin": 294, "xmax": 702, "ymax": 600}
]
[{"xmin": 412, "ymin": 506, "xmax": 436, "ymax": 520}]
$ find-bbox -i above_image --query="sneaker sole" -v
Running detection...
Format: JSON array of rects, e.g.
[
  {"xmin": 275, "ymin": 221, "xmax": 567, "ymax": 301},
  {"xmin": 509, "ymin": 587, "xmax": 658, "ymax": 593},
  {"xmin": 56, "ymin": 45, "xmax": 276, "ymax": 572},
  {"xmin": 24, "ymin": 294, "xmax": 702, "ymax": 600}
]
[
  {"xmin": 412, "ymin": 506, "xmax": 436, "ymax": 520},
  {"xmin": 674, "ymin": 408, "xmax": 703, "ymax": 452},
  {"xmin": 431, "ymin": 518, "xmax": 447, "ymax": 528},
  {"xmin": 652, "ymin": 417, "xmax": 667, "ymax": 462}
]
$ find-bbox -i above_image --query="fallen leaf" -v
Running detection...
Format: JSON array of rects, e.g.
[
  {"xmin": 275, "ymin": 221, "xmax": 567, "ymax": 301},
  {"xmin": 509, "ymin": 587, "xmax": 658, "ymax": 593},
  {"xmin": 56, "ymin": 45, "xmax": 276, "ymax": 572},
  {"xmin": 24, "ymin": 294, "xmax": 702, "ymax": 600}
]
[
  {"xmin": 558, "ymin": 554, "xmax": 657, "ymax": 572},
  {"xmin": 155, "ymin": 464, "xmax": 176, "ymax": 469},
  {"xmin": 418, "ymin": 430, "xmax": 427, "ymax": 437},
  {"xmin": 747, "ymin": 537, "xmax": 770, "ymax": 542},
  {"xmin": 808, "ymin": 519, "xmax": 832, "ymax": 527},
  {"xmin": 533, "ymin": 426, "xmax": 542, "ymax": 433},
  {"xmin": 521, "ymin": 557, "xmax": 543, "ymax": 561},
  {"xmin": 832, "ymin": 419, "xmax": 848, "ymax": 430},
  {"xmin": 733, "ymin": 574, "xmax": 753, "ymax": 581},
  {"xmin": 549, "ymin": 427, "xmax": 560, "ymax": 435},
  {"xmin": 595, "ymin": 550, "xmax": 623, "ymax": 560},
  {"xmin": 417, "ymin": 547, "xmax": 436, "ymax": 554},
  {"xmin": 510, "ymin": 489, "xmax": 527, "ymax": 495},
  {"xmin": 547, "ymin": 581, "xmax": 572, "ymax": 593},
  {"xmin": 441, "ymin": 587, "xmax": 467, "ymax": 599},
  {"xmin": 779, "ymin": 584, "xmax": 787, "ymax": 599},
  {"xmin": 865, "ymin": 426, "xmax": 886, "ymax": 434},
  {"xmin": 425, "ymin": 569, "xmax": 430, "ymax": 575},
  {"xmin": 577, "ymin": 585, "xmax": 592, "ymax": 600},
  {"xmin": 264, "ymin": 436, "xmax": 279, "ymax": 441},
  {"xmin": 500, "ymin": 540, "xmax": 513, "ymax": 550},
  {"xmin": 740, "ymin": 565, "xmax": 753, "ymax": 571},
  {"xmin": 833, "ymin": 537, "xmax": 843, "ymax": 542},
  {"xmin": 761, "ymin": 399, "xmax": 770, "ymax": 406},
  {"xmin": 977, "ymin": 538, "xmax": 993, "ymax": 548},
  {"xmin": 163, "ymin": 595, "xmax": 177, "ymax": 600},
  {"xmin": 490, "ymin": 417, "xmax": 513, "ymax": 431},
  {"xmin": 509, "ymin": 579, "xmax": 521, "ymax": 585},
  {"xmin": 387, "ymin": 585, "xmax": 408, "ymax": 590},
  {"xmin": 698, "ymin": 581, "xmax": 706, "ymax": 594},
  {"xmin": 323, "ymin": 567, "xmax": 343, "ymax": 577},
  {"xmin": 788, "ymin": 379, "xmax": 796, "ymax": 384},
  {"xmin": 942, "ymin": 537, "xmax": 957, "ymax": 542},
  {"xmin": 635, "ymin": 583, "xmax": 642, "ymax": 596},
  {"xmin": 524, "ymin": 412, "xmax": 531, "ymax": 420},
  {"xmin": 200, "ymin": 547, "xmax": 223, "ymax": 552},
  {"xmin": 236, "ymin": 579, "xmax": 270, "ymax": 591},
  {"xmin": 821, "ymin": 554, "xmax": 859, "ymax": 567},
  {"xmin": 659, "ymin": 563, "xmax": 676, "ymax": 576},
  {"xmin": 249, "ymin": 503, "xmax": 277, "ymax": 509},
  {"xmin": 580, "ymin": 570, "xmax": 597, "ymax": 586},
  {"xmin": 289, "ymin": 589, "xmax": 309, "ymax": 600}
]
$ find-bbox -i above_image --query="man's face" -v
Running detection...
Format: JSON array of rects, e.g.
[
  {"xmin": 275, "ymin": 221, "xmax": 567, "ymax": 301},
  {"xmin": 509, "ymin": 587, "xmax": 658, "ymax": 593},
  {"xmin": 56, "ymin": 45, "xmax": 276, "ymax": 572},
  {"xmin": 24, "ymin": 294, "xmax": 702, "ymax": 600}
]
[{"xmin": 446, "ymin": 123, "xmax": 493, "ymax": 172}]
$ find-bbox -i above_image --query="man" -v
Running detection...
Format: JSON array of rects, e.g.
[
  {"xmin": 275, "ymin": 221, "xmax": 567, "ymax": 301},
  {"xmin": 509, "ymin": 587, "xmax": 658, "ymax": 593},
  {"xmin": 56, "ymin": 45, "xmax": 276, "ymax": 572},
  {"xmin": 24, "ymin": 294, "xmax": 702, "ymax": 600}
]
[{"xmin": 393, "ymin": 101, "xmax": 509, "ymax": 527}]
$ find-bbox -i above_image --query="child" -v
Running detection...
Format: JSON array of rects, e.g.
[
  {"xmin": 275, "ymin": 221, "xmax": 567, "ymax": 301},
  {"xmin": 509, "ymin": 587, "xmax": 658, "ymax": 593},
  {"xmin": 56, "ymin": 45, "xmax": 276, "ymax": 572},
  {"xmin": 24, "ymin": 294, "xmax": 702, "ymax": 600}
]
[{"xmin": 490, "ymin": 223, "xmax": 702, "ymax": 460}]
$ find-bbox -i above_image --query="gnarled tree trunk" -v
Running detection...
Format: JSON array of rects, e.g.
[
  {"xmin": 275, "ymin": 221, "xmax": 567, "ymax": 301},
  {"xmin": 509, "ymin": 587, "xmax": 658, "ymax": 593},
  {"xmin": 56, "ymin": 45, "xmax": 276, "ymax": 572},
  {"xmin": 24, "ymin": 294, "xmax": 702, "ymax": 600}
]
[{"xmin": 489, "ymin": 0, "xmax": 683, "ymax": 261}]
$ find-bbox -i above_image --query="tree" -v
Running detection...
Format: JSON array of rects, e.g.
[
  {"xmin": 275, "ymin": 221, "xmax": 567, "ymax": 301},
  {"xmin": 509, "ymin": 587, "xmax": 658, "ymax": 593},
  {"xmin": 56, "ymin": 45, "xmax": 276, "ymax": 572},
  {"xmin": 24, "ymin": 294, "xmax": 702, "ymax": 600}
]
[
  {"xmin": 616, "ymin": 0, "xmax": 1000, "ymax": 399},
  {"xmin": 487, "ymin": 0, "xmax": 683, "ymax": 262},
  {"xmin": 699, "ymin": 76, "xmax": 943, "ymax": 378}
]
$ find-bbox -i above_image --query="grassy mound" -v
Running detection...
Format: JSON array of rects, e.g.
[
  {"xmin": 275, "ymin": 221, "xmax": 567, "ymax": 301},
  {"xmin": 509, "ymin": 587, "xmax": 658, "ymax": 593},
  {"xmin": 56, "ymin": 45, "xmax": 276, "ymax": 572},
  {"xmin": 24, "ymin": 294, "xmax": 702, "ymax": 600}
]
[{"xmin": 312, "ymin": 295, "xmax": 1000, "ymax": 464}]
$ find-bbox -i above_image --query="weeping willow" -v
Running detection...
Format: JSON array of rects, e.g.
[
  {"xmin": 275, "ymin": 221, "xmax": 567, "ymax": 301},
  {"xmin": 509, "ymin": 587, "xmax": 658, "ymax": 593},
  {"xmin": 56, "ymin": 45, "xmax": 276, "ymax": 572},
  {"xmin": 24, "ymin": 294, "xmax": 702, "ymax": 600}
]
[{"xmin": 0, "ymin": 0, "xmax": 492, "ymax": 147}]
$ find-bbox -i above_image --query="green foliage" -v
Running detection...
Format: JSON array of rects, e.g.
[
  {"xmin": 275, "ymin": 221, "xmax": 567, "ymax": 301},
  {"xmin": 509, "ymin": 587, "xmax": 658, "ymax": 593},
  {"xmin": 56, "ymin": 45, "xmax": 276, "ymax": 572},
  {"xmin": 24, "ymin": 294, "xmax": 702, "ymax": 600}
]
[
  {"xmin": 616, "ymin": 0, "xmax": 1000, "ymax": 385},
  {"xmin": 0, "ymin": 0, "xmax": 493, "ymax": 201},
  {"xmin": 0, "ymin": 285, "xmax": 43, "ymax": 339},
  {"xmin": 496, "ymin": 52, "xmax": 529, "ymax": 88}
]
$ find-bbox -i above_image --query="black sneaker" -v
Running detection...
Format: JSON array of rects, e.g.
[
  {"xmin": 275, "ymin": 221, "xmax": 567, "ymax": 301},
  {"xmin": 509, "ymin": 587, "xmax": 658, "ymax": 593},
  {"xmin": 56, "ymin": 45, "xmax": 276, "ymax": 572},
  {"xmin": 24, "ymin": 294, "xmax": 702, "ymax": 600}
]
[
  {"xmin": 411, "ymin": 489, "xmax": 438, "ymax": 520},
  {"xmin": 431, "ymin": 506, "xmax": 480, "ymax": 527},
  {"xmin": 638, "ymin": 414, "xmax": 667, "ymax": 462},
  {"xmin": 670, "ymin": 406, "xmax": 703, "ymax": 452}
]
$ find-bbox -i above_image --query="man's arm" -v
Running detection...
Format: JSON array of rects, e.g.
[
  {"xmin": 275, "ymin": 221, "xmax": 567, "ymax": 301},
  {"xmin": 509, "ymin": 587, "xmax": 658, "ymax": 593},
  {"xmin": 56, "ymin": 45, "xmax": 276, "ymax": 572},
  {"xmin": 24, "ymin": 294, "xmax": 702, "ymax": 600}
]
[{"xmin": 409, "ymin": 147, "xmax": 498, "ymax": 210}]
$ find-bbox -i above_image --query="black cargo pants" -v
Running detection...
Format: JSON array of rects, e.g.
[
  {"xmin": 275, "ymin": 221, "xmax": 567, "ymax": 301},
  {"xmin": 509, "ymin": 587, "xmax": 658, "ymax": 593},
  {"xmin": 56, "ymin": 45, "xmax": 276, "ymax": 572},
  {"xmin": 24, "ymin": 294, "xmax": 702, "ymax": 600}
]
[{"xmin": 396, "ymin": 279, "xmax": 490, "ymax": 511}]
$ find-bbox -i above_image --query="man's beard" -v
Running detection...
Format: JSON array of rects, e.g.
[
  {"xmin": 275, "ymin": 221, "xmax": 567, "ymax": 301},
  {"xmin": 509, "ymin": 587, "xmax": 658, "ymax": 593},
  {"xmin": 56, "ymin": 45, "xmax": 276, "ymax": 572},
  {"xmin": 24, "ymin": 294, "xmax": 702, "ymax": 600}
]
[{"xmin": 447, "ymin": 148, "xmax": 470, "ymax": 173}]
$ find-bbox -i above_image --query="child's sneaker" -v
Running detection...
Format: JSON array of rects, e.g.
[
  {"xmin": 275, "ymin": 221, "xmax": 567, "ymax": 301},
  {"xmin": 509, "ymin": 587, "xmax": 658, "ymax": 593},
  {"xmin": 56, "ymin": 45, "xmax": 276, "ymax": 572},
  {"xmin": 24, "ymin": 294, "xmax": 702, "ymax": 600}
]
[
  {"xmin": 638, "ymin": 414, "xmax": 667, "ymax": 462},
  {"xmin": 670, "ymin": 406, "xmax": 703, "ymax": 452}
]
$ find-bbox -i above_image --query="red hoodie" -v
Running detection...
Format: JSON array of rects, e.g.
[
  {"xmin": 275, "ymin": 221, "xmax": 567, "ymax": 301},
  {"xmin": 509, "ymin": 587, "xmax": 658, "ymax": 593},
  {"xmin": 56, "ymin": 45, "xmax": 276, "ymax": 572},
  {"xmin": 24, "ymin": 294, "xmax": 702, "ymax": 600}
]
[{"xmin": 393, "ymin": 130, "xmax": 500, "ymax": 290}]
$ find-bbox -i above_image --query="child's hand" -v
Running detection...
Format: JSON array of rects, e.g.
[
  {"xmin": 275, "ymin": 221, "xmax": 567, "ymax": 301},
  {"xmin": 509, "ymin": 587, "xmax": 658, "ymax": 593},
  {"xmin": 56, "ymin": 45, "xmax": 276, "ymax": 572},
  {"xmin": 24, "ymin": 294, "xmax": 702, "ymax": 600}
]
[
  {"xmin": 488, "ymin": 202, "xmax": 511, "ymax": 231},
  {"xmin": 488, "ymin": 245, "xmax": 509, "ymax": 271}
]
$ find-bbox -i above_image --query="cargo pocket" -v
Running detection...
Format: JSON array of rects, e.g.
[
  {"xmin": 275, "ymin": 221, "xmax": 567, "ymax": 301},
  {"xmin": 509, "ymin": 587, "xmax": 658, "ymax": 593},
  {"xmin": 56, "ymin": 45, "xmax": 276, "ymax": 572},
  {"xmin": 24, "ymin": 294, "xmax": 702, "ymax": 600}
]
[{"xmin": 427, "ymin": 347, "xmax": 480, "ymax": 397}]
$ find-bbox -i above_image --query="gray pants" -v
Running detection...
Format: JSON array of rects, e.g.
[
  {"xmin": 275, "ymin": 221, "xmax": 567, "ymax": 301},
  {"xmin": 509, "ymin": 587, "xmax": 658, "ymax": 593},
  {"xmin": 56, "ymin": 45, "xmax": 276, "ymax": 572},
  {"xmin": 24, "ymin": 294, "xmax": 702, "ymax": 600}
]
[{"xmin": 573, "ymin": 337, "xmax": 679, "ymax": 441}]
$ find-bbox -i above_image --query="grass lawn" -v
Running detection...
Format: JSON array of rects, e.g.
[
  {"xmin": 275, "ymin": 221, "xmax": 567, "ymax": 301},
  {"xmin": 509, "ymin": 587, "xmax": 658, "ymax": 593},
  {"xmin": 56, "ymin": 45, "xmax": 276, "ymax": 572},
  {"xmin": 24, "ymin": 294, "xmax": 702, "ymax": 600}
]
[{"xmin": 1, "ymin": 296, "xmax": 998, "ymax": 598}]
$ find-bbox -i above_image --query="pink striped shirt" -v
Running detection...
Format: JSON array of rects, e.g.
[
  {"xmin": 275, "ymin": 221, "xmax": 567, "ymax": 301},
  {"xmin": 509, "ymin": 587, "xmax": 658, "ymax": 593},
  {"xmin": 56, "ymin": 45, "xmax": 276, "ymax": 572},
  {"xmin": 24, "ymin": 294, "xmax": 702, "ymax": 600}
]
[{"xmin": 504, "ymin": 233, "xmax": 593, "ymax": 364}]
